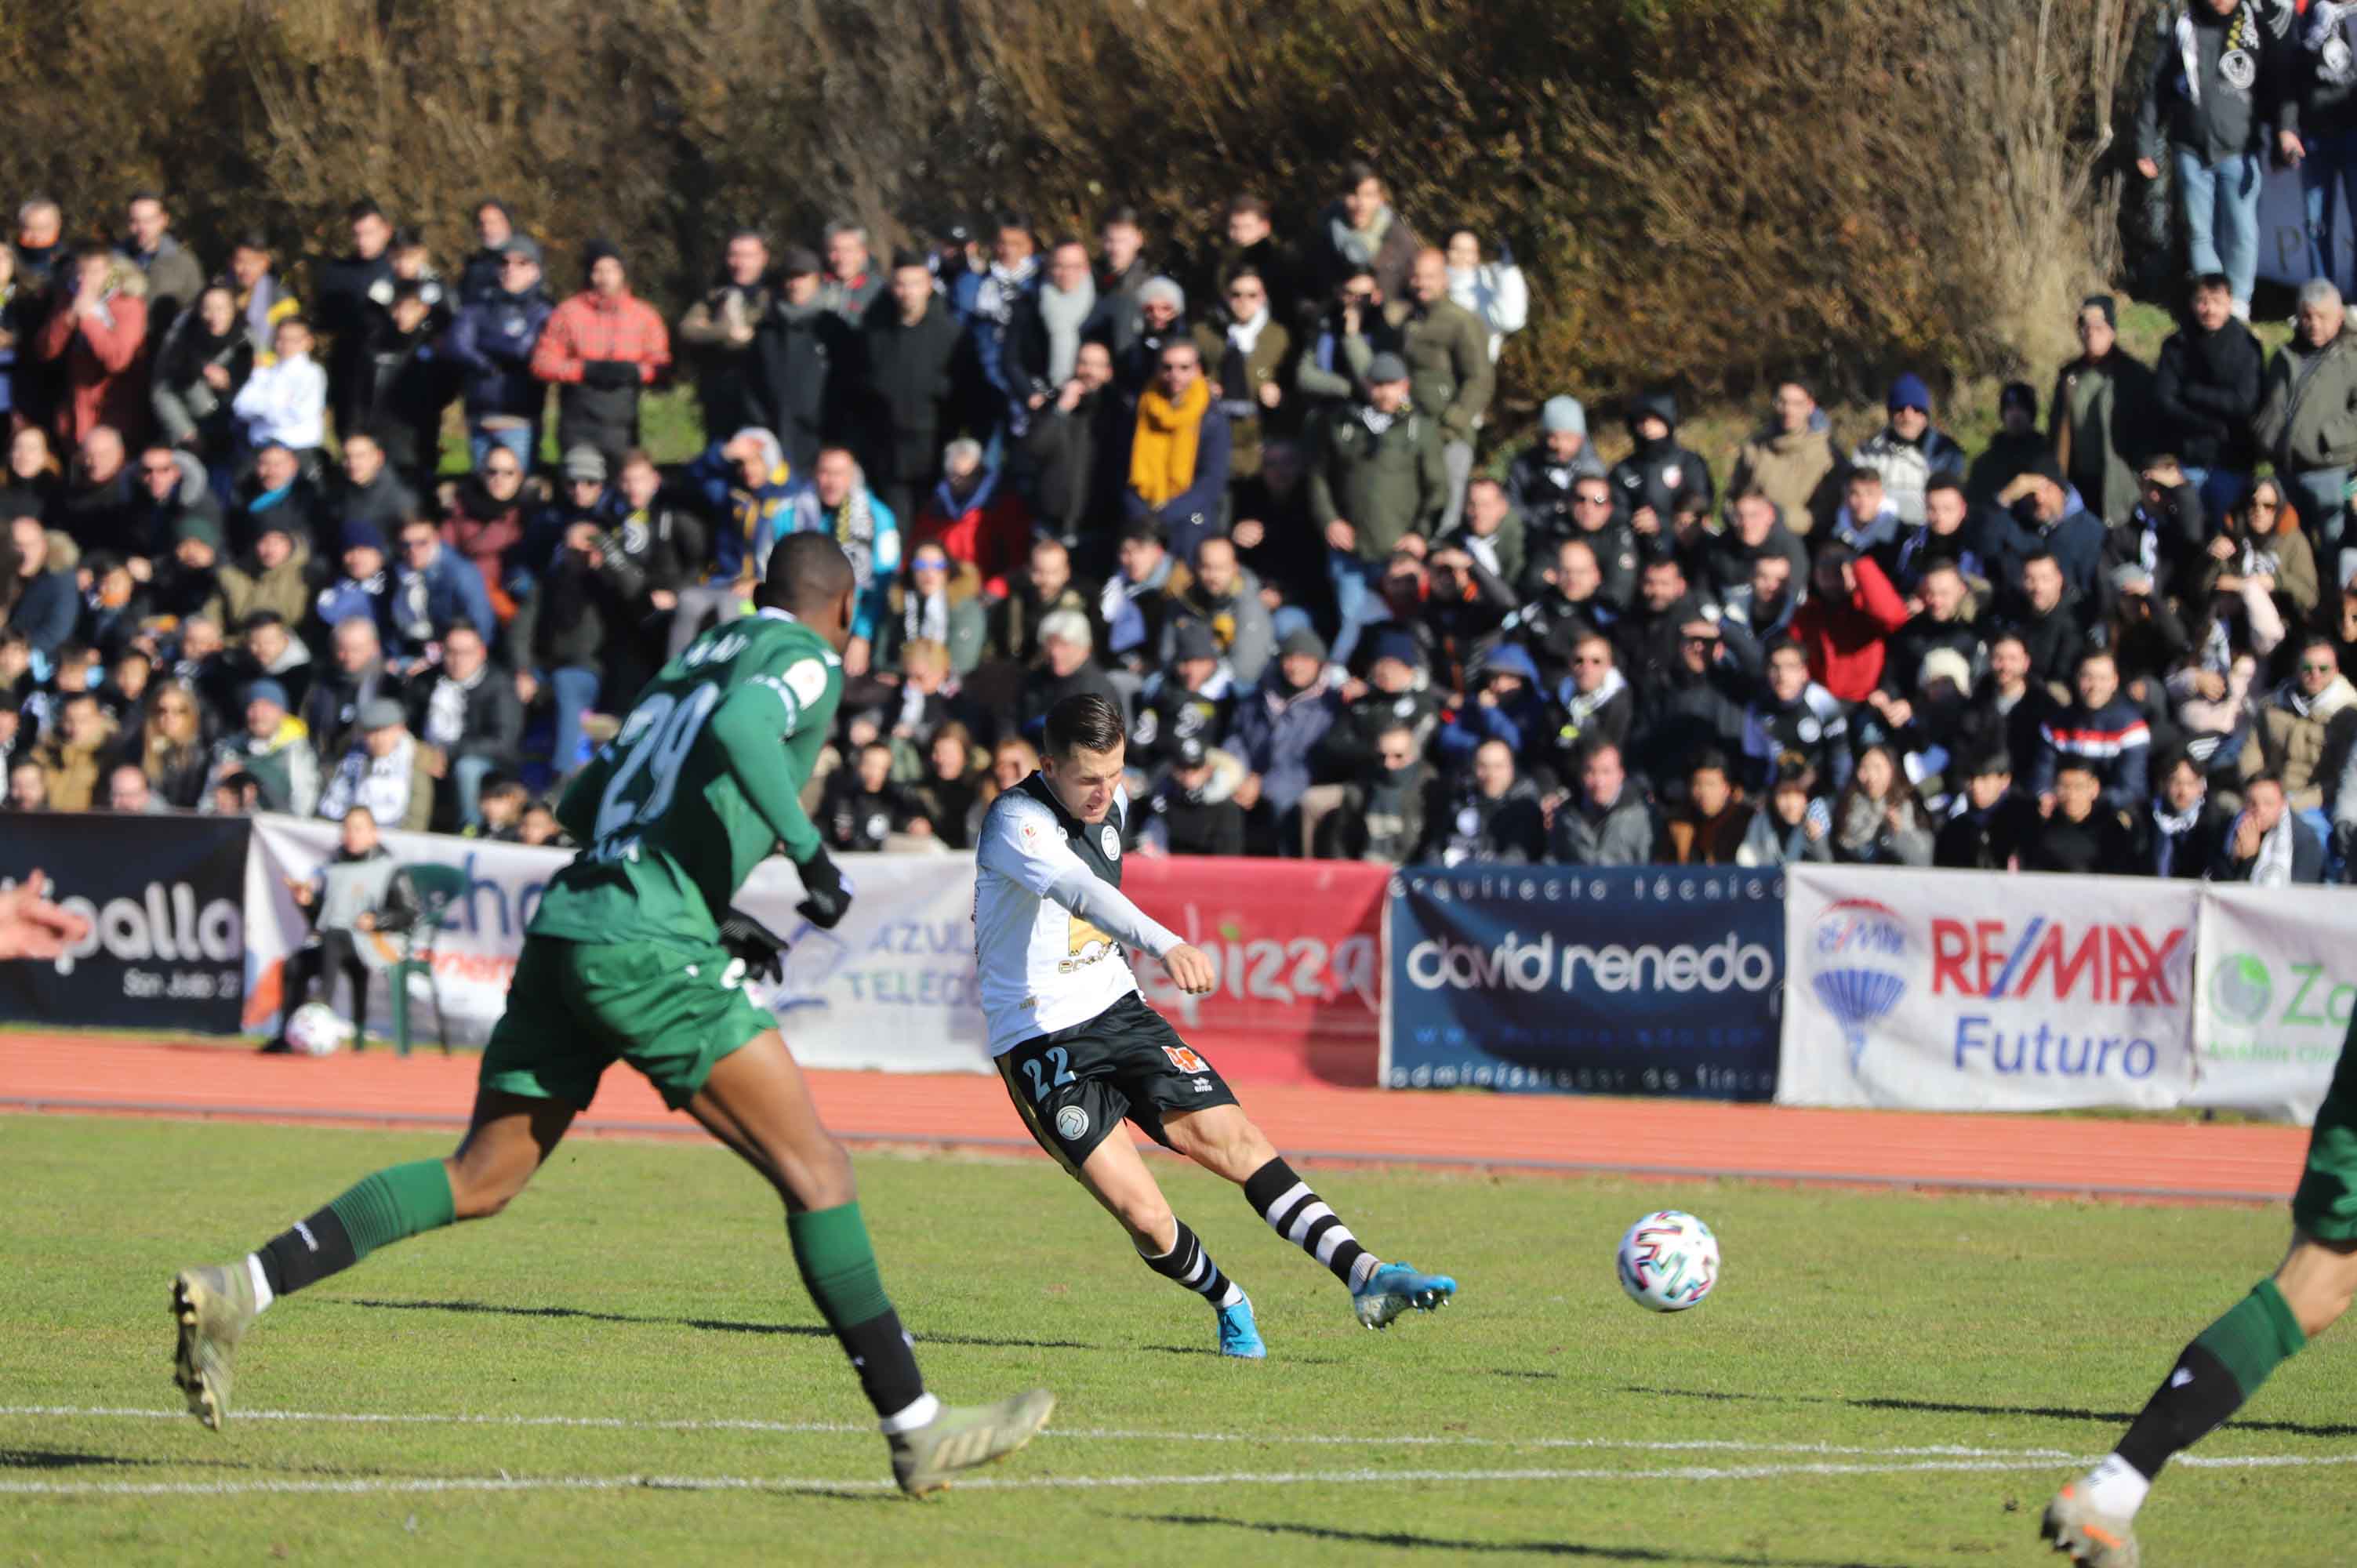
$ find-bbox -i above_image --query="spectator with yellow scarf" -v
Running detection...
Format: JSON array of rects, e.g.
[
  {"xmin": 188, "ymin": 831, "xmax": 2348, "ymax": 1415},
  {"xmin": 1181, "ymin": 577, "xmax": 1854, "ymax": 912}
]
[{"xmin": 1124, "ymin": 338, "xmax": 1231, "ymax": 564}]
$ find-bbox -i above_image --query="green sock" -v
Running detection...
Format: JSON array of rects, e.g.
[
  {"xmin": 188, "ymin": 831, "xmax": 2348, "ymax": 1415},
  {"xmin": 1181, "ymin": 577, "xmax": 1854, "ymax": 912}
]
[
  {"xmin": 787, "ymin": 1203, "xmax": 924, "ymax": 1418},
  {"xmin": 2194, "ymin": 1278, "xmax": 2308, "ymax": 1398},
  {"xmin": 327, "ymin": 1160, "xmax": 458, "ymax": 1261}
]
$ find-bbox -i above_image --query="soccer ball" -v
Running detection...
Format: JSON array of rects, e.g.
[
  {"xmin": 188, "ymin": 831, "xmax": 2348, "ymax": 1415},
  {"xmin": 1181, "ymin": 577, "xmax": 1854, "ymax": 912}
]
[
  {"xmin": 285, "ymin": 1003, "xmax": 353, "ymax": 1058},
  {"xmin": 1616, "ymin": 1210, "xmax": 1719, "ymax": 1312}
]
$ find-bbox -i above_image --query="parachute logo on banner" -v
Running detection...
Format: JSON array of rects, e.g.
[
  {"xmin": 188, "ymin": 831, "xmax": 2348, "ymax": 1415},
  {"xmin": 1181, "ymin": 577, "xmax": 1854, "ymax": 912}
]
[{"xmin": 1806, "ymin": 898, "xmax": 1908, "ymax": 1079}]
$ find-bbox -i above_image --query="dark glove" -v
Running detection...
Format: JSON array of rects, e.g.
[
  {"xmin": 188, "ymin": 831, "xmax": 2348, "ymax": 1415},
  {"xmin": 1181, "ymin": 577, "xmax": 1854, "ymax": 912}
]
[
  {"xmin": 717, "ymin": 907, "xmax": 791, "ymax": 986},
  {"xmin": 583, "ymin": 358, "xmax": 637, "ymax": 390},
  {"xmin": 794, "ymin": 845, "xmax": 852, "ymax": 930}
]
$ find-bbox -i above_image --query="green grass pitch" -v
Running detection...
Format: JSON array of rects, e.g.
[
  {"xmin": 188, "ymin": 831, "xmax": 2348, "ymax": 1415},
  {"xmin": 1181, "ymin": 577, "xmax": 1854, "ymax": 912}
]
[{"xmin": 3, "ymin": 1115, "xmax": 2353, "ymax": 1566}]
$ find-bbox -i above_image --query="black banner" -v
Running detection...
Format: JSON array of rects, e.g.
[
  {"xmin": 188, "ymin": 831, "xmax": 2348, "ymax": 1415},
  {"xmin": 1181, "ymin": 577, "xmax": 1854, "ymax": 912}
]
[{"xmin": 0, "ymin": 812, "xmax": 252, "ymax": 1033}]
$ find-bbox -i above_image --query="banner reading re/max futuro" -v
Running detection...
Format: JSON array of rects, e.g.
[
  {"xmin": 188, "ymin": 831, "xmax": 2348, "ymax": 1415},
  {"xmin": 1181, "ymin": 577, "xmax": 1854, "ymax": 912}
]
[
  {"xmin": 1385, "ymin": 866, "xmax": 1784, "ymax": 1099},
  {"xmin": 1778, "ymin": 865, "xmax": 2199, "ymax": 1112}
]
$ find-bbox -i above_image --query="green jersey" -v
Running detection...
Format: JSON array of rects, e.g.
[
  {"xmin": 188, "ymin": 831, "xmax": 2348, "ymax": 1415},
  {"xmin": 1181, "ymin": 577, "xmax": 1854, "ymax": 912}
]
[{"xmin": 530, "ymin": 610, "xmax": 842, "ymax": 947}]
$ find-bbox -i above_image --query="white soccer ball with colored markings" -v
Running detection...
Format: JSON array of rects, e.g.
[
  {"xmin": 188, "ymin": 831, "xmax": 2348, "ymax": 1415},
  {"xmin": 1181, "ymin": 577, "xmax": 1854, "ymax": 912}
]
[
  {"xmin": 285, "ymin": 1003, "xmax": 353, "ymax": 1058},
  {"xmin": 1616, "ymin": 1210, "xmax": 1719, "ymax": 1312}
]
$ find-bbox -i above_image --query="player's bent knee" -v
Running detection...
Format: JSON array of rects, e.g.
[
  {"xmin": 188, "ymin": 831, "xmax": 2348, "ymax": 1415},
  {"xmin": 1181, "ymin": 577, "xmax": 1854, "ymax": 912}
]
[
  {"xmin": 772, "ymin": 1135, "xmax": 858, "ymax": 1212},
  {"xmin": 445, "ymin": 1156, "xmax": 529, "ymax": 1221}
]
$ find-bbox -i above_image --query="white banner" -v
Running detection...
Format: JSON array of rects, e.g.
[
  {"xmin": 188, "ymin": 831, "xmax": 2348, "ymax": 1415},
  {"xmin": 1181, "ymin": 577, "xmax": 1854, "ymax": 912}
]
[
  {"xmin": 246, "ymin": 816, "xmax": 990, "ymax": 1073},
  {"xmin": 2190, "ymin": 885, "xmax": 2355, "ymax": 1123},
  {"xmin": 1778, "ymin": 865, "xmax": 2199, "ymax": 1112}
]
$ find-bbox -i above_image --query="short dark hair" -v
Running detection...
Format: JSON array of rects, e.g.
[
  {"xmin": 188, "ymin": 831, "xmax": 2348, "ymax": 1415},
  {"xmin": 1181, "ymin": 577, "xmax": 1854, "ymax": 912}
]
[
  {"xmin": 1099, "ymin": 204, "xmax": 1142, "ymax": 230},
  {"xmin": 1044, "ymin": 694, "xmax": 1125, "ymax": 759},
  {"xmin": 241, "ymin": 609, "xmax": 286, "ymax": 633},
  {"xmin": 2021, "ymin": 549, "xmax": 2060, "ymax": 574},
  {"xmin": 1690, "ymin": 750, "xmax": 1731, "ymax": 780},
  {"xmin": 1342, "ymin": 159, "xmax": 1381, "ymax": 191},
  {"xmin": 1924, "ymin": 474, "xmax": 1966, "ymax": 503},
  {"xmin": 444, "ymin": 617, "xmax": 484, "ymax": 644},
  {"xmin": 2247, "ymin": 768, "xmax": 2286, "ymax": 793},
  {"xmin": 346, "ymin": 199, "xmax": 386, "ymax": 224},
  {"xmin": 756, "ymin": 532, "xmax": 857, "ymax": 616},
  {"xmin": 2192, "ymin": 271, "xmax": 2232, "ymax": 297},
  {"xmin": 1229, "ymin": 194, "xmax": 1270, "ymax": 221},
  {"xmin": 1970, "ymin": 750, "xmax": 2014, "ymax": 779}
]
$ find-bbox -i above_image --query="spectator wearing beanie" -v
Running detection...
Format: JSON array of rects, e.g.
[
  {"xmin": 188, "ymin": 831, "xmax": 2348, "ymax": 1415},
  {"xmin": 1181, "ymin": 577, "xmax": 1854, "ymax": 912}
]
[
  {"xmin": 1851, "ymin": 373, "xmax": 1965, "ymax": 527},
  {"xmin": 1968, "ymin": 382, "xmax": 2050, "ymax": 510},
  {"xmin": 531, "ymin": 238, "xmax": 671, "ymax": 478},
  {"xmin": 751, "ymin": 245, "xmax": 850, "ymax": 474},
  {"xmin": 446, "ymin": 234, "xmax": 554, "ymax": 470},
  {"xmin": 1731, "ymin": 381, "xmax": 1839, "ymax": 537},
  {"xmin": 1611, "ymin": 391, "xmax": 1713, "ymax": 554},
  {"xmin": 1508, "ymin": 395, "xmax": 1607, "ymax": 546}
]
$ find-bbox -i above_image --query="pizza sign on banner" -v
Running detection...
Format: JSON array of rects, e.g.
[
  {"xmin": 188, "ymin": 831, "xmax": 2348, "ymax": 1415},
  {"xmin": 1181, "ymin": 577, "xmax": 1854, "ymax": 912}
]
[
  {"xmin": 1125, "ymin": 855, "xmax": 1386, "ymax": 1086},
  {"xmin": 1778, "ymin": 864, "xmax": 2199, "ymax": 1112}
]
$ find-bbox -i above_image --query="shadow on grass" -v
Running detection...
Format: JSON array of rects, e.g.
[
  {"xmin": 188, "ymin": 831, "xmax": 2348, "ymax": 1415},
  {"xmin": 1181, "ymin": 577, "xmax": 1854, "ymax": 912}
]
[
  {"xmin": 340, "ymin": 1297, "xmax": 1091, "ymax": 1352},
  {"xmin": 0, "ymin": 1447, "xmax": 172, "ymax": 1471},
  {"xmin": 1622, "ymin": 1385, "xmax": 2357, "ymax": 1441},
  {"xmin": 1138, "ymin": 1514, "xmax": 1916, "ymax": 1566},
  {"xmin": 1138, "ymin": 1343, "xmax": 1342, "ymax": 1366}
]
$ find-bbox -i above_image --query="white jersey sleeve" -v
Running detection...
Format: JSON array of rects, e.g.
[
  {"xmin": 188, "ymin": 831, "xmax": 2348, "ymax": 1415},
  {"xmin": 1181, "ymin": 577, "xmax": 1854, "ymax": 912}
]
[{"xmin": 972, "ymin": 791, "xmax": 1184, "ymax": 1055}]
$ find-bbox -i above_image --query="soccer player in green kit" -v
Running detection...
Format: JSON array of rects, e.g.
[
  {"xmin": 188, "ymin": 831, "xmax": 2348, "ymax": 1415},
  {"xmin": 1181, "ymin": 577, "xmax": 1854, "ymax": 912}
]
[{"xmin": 170, "ymin": 534, "xmax": 1053, "ymax": 1497}]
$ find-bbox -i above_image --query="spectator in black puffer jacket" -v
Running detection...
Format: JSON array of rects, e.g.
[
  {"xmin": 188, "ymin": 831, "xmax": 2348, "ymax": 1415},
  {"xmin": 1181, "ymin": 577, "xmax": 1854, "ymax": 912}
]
[
  {"xmin": 2152, "ymin": 272, "xmax": 2264, "ymax": 511},
  {"xmin": 1610, "ymin": 391, "xmax": 1712, "ymax": 561}
]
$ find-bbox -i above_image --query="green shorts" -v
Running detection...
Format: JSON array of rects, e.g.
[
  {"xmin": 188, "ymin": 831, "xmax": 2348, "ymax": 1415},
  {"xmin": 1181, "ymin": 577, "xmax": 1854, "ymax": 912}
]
[
  {"xmin": 480, "ymin": 935, "xmax": 773, "ymax": 1112},
  {"xmin": 2293, "ymin": 1024, "xmax": 2357, "ymax": 1243}
]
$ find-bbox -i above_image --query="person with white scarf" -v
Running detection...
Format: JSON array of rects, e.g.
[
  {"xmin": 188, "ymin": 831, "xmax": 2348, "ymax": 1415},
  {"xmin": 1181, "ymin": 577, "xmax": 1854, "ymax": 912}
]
[
  {"xmin": 2134, "ymin": 0, "xmax": 2294, "ymax": 318},
  {"xmin": 950, "ymin": 219, "xmax": 1041, "ymax": 439},
  {"xmin": 1443, "ymin": 229, "xmax": 1527, "ymax": 364},
  {"xmin": 2283, "ymin": 0, "xmax": 2357, "ymax": 283},
  {"xmin": 316, "ymin": 695, "xmax": 434, "ymax": 832},
  {"xmin": 2214, "ymin": 770, "xmax": 2326, "ymax": 881}
]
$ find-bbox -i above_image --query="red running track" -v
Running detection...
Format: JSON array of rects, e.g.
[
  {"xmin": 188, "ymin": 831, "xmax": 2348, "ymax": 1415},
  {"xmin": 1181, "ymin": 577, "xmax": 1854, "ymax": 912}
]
[{"xmin": 0, "ymin": 1032, "xmax": 2312, "ymax": 1205}]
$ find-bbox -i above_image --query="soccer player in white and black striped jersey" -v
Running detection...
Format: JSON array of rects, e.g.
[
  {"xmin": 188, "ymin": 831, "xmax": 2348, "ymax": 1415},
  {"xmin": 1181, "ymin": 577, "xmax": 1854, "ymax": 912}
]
[{"xmin": 974, "ymin": 694, "xmax": 1456, "ymax": 1356}]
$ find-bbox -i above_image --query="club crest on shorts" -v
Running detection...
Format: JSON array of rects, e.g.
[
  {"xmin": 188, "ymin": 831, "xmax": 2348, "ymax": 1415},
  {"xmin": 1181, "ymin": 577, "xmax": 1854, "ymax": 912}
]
[
  {"xmin": 1055, "ymin": 1104, "xmax": 1091, "ymax": 1142},
  {"xmin": 1100, "ymin": 824, "xmax": 1120, "ymax": 858}
]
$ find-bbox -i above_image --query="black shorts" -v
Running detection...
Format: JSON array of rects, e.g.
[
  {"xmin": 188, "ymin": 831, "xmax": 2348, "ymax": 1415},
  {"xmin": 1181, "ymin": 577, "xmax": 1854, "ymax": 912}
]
[{"xmin": 995, "ymin": 993, "xmax": 1240, "ymax": 1171}]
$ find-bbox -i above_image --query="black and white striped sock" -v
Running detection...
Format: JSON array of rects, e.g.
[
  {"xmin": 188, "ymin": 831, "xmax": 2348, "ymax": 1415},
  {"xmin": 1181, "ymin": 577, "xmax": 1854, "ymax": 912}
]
[
  {"xmin": 1139, "ymin": 1220, "xmax": 1244, "ymax": 1308},
  {"xmin": 1244, "ymin": 1157, "xmax": 1380, "ymax": 1291}
]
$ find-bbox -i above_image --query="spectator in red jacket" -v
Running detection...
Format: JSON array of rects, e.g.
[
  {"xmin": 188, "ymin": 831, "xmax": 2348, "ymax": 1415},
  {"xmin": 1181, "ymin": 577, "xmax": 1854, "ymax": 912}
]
[
  {"xmin": 34, "ymin": 249, "xmax": 150, "ymax": 448},
  {"xmin": 1791, "ymin": 540, "xmax": 1908, "ymax": 702},
  {"xmin": 912, "ymin": 437, "xmax": 1032, "ymax": 598},
  {"xmin": 529, "ymin": 239, "xmax": 671, "ymax": 477}
]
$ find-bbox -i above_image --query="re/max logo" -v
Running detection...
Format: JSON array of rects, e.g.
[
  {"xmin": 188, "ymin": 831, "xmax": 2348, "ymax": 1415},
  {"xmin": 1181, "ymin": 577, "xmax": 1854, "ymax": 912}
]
[{"xmin": 1929, "ymin": 917, "xmax": 2185, "ymax": 1006}]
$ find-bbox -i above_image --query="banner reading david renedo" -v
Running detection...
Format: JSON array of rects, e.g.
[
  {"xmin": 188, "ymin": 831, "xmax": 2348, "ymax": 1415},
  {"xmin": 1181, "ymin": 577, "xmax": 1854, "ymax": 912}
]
[
  {"xmin": 1778, "ymin": 865, "xmax": 2199, "ymax": 1112},
  {"xmin": 0, "ymin": 811, "xmax": 249, "ymax": 1033},
  {"xmin": 1386, "ymin": 866, "xmax": 1783, "ymax": 1098},
  {"xmin": 2190, "ymin": 884, "xmax": 2356, "ymax": 1123}
]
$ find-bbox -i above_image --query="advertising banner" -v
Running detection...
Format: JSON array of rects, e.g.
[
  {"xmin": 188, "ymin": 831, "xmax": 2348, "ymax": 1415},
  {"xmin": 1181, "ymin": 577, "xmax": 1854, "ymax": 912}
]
[
  {"xmin": 0, "ymin": 811, "xmax": 250, "ymax": 1033},
  {"xmin": 1124, "ymin": 856, "xmax": 1386, "ymax": 1085},
  {"xmin": 1386, "ymin": 866, "xmax": 1785, "ymax": 1098},
  {"xmin": 1778, "ymin": 865, "xmax": 2199, "ymax": 1112},
  {"xmin": 245, "ymin": 818, "xmax": 991, "ymax": 1072},
  {"xmin": 2190, "ymin": 885, "xmax": 2354, "ymax": 1123}
]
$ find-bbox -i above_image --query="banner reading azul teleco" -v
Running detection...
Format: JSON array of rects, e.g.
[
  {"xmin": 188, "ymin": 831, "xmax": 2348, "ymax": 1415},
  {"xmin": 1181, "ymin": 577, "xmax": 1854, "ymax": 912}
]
[
  {"xmin": 0, "ymin": 812, "xmax": 250, "ymax": 1033},
  {"xmin": 1779, "ymin": 865, "xmax": 2199, "ymax": 1112},
  {"xmin": 1386, "ymin": 866, "xmax": 1784, "ymax": 1098},
  {"xmin": 2191, "ymin": 885, "xmax": 2356, "ymax": 1124}
]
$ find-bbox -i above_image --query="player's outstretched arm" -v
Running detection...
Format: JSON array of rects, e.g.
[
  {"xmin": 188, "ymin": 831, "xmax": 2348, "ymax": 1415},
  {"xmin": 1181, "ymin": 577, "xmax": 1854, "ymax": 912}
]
[
  {"xmin": 977, "ymin": 801, "xmax": 1195, "ymax": 973},
  {"xmin": 709, "ymin": 678, "xmax": 826, "ymax": 868}
]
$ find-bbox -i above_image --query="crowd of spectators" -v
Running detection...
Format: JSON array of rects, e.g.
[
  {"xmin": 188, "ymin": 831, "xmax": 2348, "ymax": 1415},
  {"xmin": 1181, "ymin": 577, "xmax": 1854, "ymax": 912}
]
[{"xmin": 3, "ymin": 160, "xmax": 2356, "ymax": 887}]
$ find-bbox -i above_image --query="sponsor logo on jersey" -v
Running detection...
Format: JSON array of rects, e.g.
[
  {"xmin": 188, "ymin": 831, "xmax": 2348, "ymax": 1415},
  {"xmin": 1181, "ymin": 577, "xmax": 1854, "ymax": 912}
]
[
  {"xmin": 1100, "ymin": 824, "xmax": 1120, "ymax": 858},
  {"xmin": 783, "ymin": 658, "xmax": 830, "ymax": 709},
  {"xmin": 1055, "ymin": 1105, "xmax": 1091, "ymax": 1142},
  {"xmin": 1059, "ymin": 913, "xmax": 1117, "ymax": 975}
]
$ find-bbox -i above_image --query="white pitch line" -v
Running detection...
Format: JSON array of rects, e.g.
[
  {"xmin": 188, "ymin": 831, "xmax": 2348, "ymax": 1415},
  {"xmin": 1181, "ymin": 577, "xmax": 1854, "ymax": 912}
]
[
  {"xmin": 9, "ymin": 1453, "xmax": 2357, "ymax": 1501},
  {"xmin": 0, "ymin": 1405, "xmax": 2083, "ymax": 1459}
]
